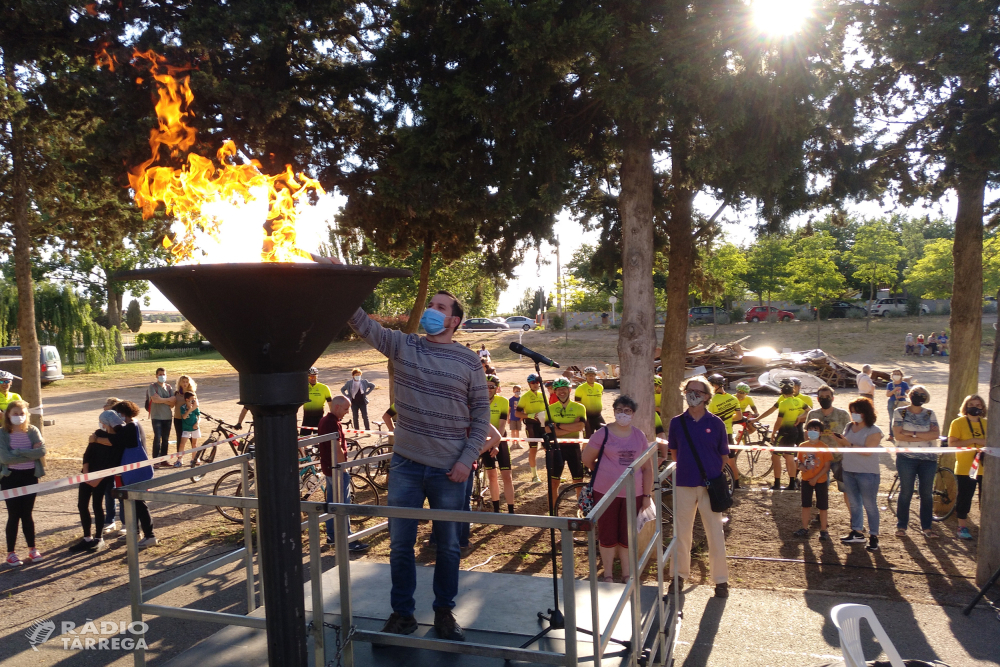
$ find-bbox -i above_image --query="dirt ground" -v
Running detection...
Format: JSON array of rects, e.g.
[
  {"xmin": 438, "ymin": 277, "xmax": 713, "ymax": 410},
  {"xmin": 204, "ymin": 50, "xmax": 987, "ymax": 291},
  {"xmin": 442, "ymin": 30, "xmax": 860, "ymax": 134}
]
[{"xmin": 0, "ymin": 315, "xmax": 993, "ymax": 665}]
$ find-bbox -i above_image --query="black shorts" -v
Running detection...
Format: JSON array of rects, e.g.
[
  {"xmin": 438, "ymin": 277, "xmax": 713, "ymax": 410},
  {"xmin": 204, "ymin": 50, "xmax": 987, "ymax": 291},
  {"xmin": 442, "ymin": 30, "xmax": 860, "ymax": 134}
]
[
  {"xmin": 726, "ymin": 432, "xmax": 736, "ymax": 458},
  {"xmin": 585, "ymin": 412, "xmax": 605, "ymax": 437},
  {"xmin": 801, "ymin": 480, "xmax": 829, "ymax": 510},
  {"xmin": 525, "ymin": 420, "xmax": 544, "ymax": 448},
  {"xmin": 776, "ymin": 425, "xmax": 801, "ymax": 447},
  {"xmin": 549, "ymin": 443, "xmax": 584, "ymax": 482},
  {"xmin": 480, "ymin": 442, "xmax": 512, "ymax": 471}
]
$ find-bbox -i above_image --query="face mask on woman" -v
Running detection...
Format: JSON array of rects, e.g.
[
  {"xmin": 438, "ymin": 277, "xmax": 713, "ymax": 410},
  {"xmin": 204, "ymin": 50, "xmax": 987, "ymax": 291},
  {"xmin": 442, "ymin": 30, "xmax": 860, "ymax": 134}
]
[
  {"xmin": 851, "ymin": 412, "xmax": 863, "ymax": 423},
  {"xmin": 806, "ymin": 429, "xmax": 820, "ymax": 441},
  {"xmin": 352, "ymin": 374, "xmax": 360, "ymax": 381},
  {"xmin": 420, "ymin": 308, "xmax": 447, "ymax": 335},
  {"xmin": 966, "ymin": 406, "xmax": 983, "ymax": 417},
  {"xmin": 613, "ymin": 411, "xmax": 632, "ymax": 426},
  {"xmin": 8, "ymin": 414, "xmax": 26, "ymax": 426},
  {"xmin": 910, "ymin": 394, "xmax": 928, "ymax": 407}
]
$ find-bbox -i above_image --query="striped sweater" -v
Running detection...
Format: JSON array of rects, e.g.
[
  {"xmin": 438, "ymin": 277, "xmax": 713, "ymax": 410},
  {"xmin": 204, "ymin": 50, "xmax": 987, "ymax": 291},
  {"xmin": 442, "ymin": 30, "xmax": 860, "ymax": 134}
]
[{"xmin": 349, "ymin": 308, "xmax": 489, "ymax": 470}]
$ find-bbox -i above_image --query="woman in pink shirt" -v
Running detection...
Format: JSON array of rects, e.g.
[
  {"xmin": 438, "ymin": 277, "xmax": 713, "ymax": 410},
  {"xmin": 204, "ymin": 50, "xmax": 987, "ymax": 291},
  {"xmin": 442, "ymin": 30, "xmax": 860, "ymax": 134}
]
[
  {"xmin": 582, "ymin": 395, "xmax": 654, "ymax": 583},
  {"xmin": 0, "ymin": 400, "xmax": 47, "ymax": 566}
]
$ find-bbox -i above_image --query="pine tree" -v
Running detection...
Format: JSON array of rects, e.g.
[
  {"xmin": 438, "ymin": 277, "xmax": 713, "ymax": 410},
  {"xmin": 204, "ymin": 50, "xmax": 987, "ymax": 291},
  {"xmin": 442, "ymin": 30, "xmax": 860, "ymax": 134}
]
[{"xmin": 126, "ymin": 299, "xmax": 143, "ymax": 333}]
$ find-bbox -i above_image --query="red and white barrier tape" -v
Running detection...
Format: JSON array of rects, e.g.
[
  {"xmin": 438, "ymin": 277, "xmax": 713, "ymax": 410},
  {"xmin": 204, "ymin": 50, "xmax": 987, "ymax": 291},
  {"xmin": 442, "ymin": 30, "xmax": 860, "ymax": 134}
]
[{"xmin": 0, "ymin": 431, "xmax": 249, "ymax": 501}]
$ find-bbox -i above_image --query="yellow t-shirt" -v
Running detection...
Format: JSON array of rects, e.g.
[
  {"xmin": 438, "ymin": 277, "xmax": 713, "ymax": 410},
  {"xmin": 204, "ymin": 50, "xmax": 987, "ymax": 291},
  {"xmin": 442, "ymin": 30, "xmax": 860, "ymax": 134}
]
[
  {"xmin": 655, "ymin": 411, "xmax": 663, "ymax": 434},
  {"xmin": 655, "ymin": 392, "xmax": 662, "ymax": 409},
  {"xmin": 0, "ymin": 391, "xmax": 22, "ymax": 412},
  {"xmin": 950, "ymin": 416, "xmax": 987, "ymax": 477},
  {"xmin": 549, "ymin": 400, "xmax": 587, "ymax": 433},
  {"xmin": 303, "ymin": 382, "xmax": 333, "ymax": 413},
  {"xmin": 574, "ymin": 382, "xmax": 604, "ymax": 414},
  {"xmin": 709, "ymin": 392, "xmax": 741, "ymax": 434},
  {"xmin": 517, "ymin": 390, "xmax": 547, "ymax": 418},
  {"xmin": 489, "ymin": 395, "xmax": 509, "ymax": 428},
  {"xmin": 796, "ymin": 393, "xmax": 814, "ymax": 409},
  {"xmin": 738, "ymin": 395, "xmax": 756, "ymax": 413},
  {"xmin": 776, "ymin": 396, "xmax": 808, "ymax": 429}
]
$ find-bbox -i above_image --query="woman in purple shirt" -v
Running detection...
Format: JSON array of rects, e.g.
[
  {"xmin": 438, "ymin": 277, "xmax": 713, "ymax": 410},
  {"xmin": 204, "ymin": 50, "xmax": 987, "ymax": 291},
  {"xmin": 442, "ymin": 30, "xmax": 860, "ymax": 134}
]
[{"xmin": 582, "ymin": 395, "xmax": 654, "ymax": 583}]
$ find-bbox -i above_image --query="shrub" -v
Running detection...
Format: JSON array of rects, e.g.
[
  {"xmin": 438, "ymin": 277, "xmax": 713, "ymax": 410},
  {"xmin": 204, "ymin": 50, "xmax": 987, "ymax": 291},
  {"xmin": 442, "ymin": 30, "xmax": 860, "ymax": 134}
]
[
  {"xmin": 551, "ymin": 315, "xmax": 565, "ymax": 331},
  {"xmin": 939, "ymin": 303, "xmax": 951, "ymax": 316},
  {"xmin": 730, "ymin": 308, "xmax": 744, "ymax": 322},
  {"xmin": 368, "ymin": 313, "xmax": 409, "ymax": 331},
  {"xmin": 905, "ymin": 293, "xmax": 923, "ymax": 317},
  {"xmin": 846, "ymin": 308, "xmax": 866, "ymax": 319}
]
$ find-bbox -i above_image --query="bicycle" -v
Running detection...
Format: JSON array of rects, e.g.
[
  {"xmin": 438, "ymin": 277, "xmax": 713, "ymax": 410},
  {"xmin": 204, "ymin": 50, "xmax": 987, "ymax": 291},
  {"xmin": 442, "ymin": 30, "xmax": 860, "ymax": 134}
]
[
  {"xmin": 732, "ymin": 420, "xmax": 774, "ymax": 480},
  {"xmin": 188, "ymin": 414, "xmax": 255, "ymax": 482},
  {"xmin": 885, "ymin": 465, "xmax": 958, "ymax": 522}
]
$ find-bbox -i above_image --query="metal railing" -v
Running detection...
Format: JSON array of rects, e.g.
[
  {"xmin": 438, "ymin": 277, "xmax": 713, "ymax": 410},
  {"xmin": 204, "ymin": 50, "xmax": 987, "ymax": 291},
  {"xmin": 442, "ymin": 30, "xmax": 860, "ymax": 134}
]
[{"xmin": 118, "ymin": 431, "xmax": 679, "ymax": 667}]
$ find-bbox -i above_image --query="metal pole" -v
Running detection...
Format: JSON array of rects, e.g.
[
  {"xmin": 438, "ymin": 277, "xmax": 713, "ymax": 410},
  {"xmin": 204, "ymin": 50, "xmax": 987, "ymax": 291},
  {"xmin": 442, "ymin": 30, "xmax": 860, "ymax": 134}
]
[
  {"xmin": 124, "ymin": 498, "xmax": 145, "ymax": 667},
  {"xmin": 561, "ymin": 528, "xmax": 577, "ymax": 665},
  {"xmin": 308, "ymin": 510, "xmax": 326, "ymax": 667},
  {"xmin": 242, "ymin": 458, "xmax": 256, "ymax": 613},
  {"xmin": 333, "ymin": 464, "xmax": 355, "ymax": 667},
  {"xmin": 626, "ymin": 474, "xmax": 640, "ymax": 667},
  {"xmin": 588, "ymin": 529, "xmax": 602, "ymax": 665},
  {"xmin": 654, "ymin": 461, "xmax": 665, "ymax": 666}
]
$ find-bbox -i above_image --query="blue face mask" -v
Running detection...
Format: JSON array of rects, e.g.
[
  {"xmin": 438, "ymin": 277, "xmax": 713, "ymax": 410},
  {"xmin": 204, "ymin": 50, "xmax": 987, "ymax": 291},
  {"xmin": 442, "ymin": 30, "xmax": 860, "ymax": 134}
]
[
  {"xmin": 420, "ymin": 308, "xmax": 447, "ymax": 335},
  {"xmin": 807, "ymin": 430, "xmax": 820, "ymax": 441}
]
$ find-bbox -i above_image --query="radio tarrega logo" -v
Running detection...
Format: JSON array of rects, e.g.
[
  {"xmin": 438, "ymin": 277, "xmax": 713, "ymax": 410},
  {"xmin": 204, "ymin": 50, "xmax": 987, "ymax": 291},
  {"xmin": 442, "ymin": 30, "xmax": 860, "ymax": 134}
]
[{"xmin": 25, "ymin": 619, "xmax": 56, "ymax": 651}]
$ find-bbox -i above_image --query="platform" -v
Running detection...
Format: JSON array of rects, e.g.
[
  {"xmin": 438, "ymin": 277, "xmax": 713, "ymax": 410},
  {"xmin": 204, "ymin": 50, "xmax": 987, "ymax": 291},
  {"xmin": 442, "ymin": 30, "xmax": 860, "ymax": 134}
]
[{"xmin": 162, "ymin": 561, "xmax": 664, "ymax": 666}]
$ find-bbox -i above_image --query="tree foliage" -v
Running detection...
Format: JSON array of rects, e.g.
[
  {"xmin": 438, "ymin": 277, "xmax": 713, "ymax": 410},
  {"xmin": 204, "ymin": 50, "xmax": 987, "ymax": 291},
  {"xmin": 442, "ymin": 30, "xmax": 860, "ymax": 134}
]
[
  {"xmin": 847, "ymin": 218, "xmax": 903, "ymax": 302},
  {"xmin": 906, "ymin": 236, "xmax": 1000, "ymax": 300},
  {"xmin": 125, "ymin": 299, "xmax": 143, "ymax": 333},
  {"xmin": 743, "ymin": 236, "xmax": 793, "ymax": 307}
]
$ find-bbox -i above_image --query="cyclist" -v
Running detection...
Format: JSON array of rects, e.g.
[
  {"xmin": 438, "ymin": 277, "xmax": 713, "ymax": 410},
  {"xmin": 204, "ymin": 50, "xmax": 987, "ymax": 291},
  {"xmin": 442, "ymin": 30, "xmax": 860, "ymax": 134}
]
[
  {"xmin": 546, "ymin": 378, "xmax": 587, "ymax": 507},
  {"xmin": 653, "ymin": 375, "xmax": 662, "ymax": 418},
  {"xmin": 734, "ymin": 383, "xmax": 758, "ymax": 421},
  {"xmin": 769, "ymin": 378, "xmax": 809, "ymax": 491},
  {"xmin": 706, "ymin": 374, "xmax": 743, "ymax": 489},
  {"xmin": 0, "ymin": 371, "xmax": 21, "ymax": 412},
  {"xmin": 574, "ymin": 366, "xmax": 605, "ymax": 436},
  {"xmin": 515, "ymin": 374, "xmax": 548, "ymax": 482},
  {"xmin": 302, "ymin": 367, "xmax": 333, "ymax": 436},
  {"xmin": 792, "ymin": 378, "xmax": 814, "ymax": 410},
  {"xmin": 483, "ymin": 375, "xmax": 515, "ymax": 513}
]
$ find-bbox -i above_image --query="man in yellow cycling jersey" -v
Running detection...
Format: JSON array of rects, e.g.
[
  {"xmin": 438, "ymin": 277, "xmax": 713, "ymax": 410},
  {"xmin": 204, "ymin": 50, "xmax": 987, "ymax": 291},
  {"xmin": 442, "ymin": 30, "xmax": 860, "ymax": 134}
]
[
  {"xmin": 546, "ymin": 378, "xmax": 587, "ymax": 506},
  {"xmin": 791, "ymin": 377, "xmax": 813, "ymax": 409},
  {"xmin": 771, "ymin": 378, "xmax": 808, "ymax": 491},
  {"xmin": 574, "ymin": 366, "xmax": 605, "ymax": 436},
  {"xmin": 654, "ymin": 376, "xmax": 662, "ymax": 418},
  {"xmin": 0, "ymin": 371, "xmax": 23, "ymax": 413},
  {"xmin": 515, "ymin": 374, "xmax": 548, "ymax": 481},
  {"xmin": 483, "ymin": 376, "xmax": 515, "ymax": 513},
  {"xmin": 706, "ymin": 374, "xmax": 743, "ymax": 489},
  {"xmin": 302, "ymin": 367, "xmax": 333, "ymax": 436}
]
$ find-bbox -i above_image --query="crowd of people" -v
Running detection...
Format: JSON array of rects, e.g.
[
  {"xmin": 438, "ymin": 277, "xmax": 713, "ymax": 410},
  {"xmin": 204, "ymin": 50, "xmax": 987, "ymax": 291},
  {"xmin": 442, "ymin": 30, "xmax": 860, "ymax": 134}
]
[{"xmin": 905, "ymin": 331, "xmax": 949, "ymax": 356}]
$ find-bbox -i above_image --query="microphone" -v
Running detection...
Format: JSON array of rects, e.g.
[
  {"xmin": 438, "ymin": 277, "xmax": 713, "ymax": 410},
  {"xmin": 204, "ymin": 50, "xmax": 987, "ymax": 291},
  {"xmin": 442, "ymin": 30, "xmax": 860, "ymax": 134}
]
[{"xmin": 509, "ymin": 342, "xmax": 560, "ymax": 368}]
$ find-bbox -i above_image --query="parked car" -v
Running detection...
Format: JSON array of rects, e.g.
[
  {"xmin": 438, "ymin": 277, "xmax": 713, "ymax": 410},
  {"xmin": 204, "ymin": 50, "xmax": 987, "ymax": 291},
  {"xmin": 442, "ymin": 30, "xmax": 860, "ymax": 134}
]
[
  {"xmin": 688, "ymin": 306, "xmax": 730, "ymax": 325},
  {"xmin": 869, "ymin": 297, "xmax": 930, "ymax": 317},
  {"xmin": 505, "ymin": 316, "xmax": 536, "ymax": 331},
  {"xmin": 827, "ymin": 301, "xmax": 868, "ymax": 319},
  {"xmin": 745, "ymin": 306, "xmax": 794, "ymax": 323},
  {"xmin": 0, "ymin": 345, "xmax": 64, "ymax": 383},
  {"xmin": 460, "ymin": 318, "xmax": 510, "ymax": 331}
]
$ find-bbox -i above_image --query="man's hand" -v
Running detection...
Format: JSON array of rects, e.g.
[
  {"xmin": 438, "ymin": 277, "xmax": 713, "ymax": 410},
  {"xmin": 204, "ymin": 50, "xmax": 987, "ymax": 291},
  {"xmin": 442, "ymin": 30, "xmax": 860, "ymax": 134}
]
[
  {"xmin": 447, "ymin": 461, "xmax": 471, "ymax": 483},
  {"xmin": 88, "ymin": 434, "xmax": 96, "ymax": 444},
  {"xmin": 490, "ymin": 446, "xmax": 500, "ymax": 458}
]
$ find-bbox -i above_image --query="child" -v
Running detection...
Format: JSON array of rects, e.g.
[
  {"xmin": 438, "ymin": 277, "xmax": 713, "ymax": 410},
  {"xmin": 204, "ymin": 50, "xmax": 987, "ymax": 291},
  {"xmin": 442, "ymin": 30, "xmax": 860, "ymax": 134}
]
[
  {"xmin": 916, "ymin": 334, "xmax": 926, "ymax": 356},
  {"xmin": 793, "ymin": 420, "xmax": 833, "ymax": 541},
  {"xmin": 177, "ymin": 392, "xmax": 201, "ymax": 468},
  {"xmin": 508, "ymin": 385, "xmax": 522, "ymax": 449},
  {"xmin": 905, "ymin": 333, "xmax": 914, "ymax": 355}
]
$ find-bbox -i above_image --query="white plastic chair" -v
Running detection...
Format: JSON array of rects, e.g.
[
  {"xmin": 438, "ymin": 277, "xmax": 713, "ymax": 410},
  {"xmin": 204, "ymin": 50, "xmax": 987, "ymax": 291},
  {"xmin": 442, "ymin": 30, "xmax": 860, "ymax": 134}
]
[{"xmin": 831, "ymin": 603, "xmax": 906, "ymax": 667}]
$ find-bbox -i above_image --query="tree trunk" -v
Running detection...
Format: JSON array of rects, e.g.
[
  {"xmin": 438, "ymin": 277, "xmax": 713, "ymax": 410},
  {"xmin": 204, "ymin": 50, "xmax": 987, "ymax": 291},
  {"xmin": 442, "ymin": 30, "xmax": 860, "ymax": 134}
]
[
  {"xmin": 660, "ymin": 121, "xmax": 695, "ymax": 421},
  {"xmin": 712, "ymin": 305, "xmax": 718, "ymax": 340},
  {"xmin": 403, "ymin": 234, "xmax": 434, "ymax": 335},
  {"xmin": 945, "ymin": 172, "xmax": 986, "ymax": 427},
  {"xmin": 979, "ymin": 286, "xmax": 1000, "ymax": 587},
  {"xmin": 867, "ymin": 279, "xmax": 874, "ymax": 332},
  {"xmin": 106, "ymin": 281, "xmax": 126, "ymax": 363},
  {"xmin": 6, "ymin": 63, "xmax": 42, "ymax": 432},
  {"xmin": 617, "ymin": 127, "xmax": 656, "ymax": 439}
]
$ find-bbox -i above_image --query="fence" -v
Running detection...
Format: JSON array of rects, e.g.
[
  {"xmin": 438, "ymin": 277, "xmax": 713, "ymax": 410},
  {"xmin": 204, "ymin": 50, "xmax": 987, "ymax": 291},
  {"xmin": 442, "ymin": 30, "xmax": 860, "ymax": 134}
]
[
  {"xmin": 117, "ymin": 432, "xmax": 680, "ymax": 667},
  {"xmin": 74, "ymin": 347, "xmax": 204, "ymax": 364}
]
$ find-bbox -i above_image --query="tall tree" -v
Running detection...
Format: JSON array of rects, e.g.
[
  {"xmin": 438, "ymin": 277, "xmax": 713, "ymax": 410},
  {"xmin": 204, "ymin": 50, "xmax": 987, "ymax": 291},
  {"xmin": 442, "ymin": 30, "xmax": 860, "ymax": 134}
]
[
  {"xmin": 854, "ymin": 0, "xmax": 1000, "ymax": 426},
  {"xmin": 906, "ymin": 236, "xmax": 1000, "ymax": 300},
  {"xmin": 785, "ymin": 232, "xmax": 846, "ymax": 347},
  {"xmin": 743, "ymin": 236, "xmax": 793, "ymax": 319},
  {"xmin": 698, "ymin": 242, "xmax": 748, "ymax": 339},
  {"xmin": 847, "ymin": 218, "xmax": 903, "ymax": 331}
]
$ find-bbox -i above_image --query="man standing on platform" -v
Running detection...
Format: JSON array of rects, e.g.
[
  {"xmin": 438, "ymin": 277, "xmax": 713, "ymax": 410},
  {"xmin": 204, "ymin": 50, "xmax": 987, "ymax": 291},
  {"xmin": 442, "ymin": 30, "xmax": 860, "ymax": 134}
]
[
  {"xmin": 302, "ymin": 367, "xmax": 332, "ymax": 436},
  {"xmin": 349, "ymin": 290, "xmax": 488, "ymax": 643},
  {"xmin": 340, "ymin": 367, "xmax": 375, "ymax": 431}
]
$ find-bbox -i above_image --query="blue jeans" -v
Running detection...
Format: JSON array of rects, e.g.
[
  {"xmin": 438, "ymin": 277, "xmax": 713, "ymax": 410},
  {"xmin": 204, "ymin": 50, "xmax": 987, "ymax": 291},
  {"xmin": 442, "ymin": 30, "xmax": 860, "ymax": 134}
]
[
  {"xmin": 150, "ymin": 419, "xmax": 173, "ymax": 458},
  {"xmin": 104, "ymin": 481, "xmax": 122, "ymax": 525},
  {"xmin": 895, "ymin": 455, "xmax": 937, "ymax": 530},
  {"xmin": 843, "ymin": 471, "xmax": 880, "ymax": 535},
  {"xmin": 324, "ymin": 473, "xmax": 351, "ymax": 543},
  {"xmin": 387, "ymin": 454, "xmax": 466, "ymax": 616},
  {"xmin": 887, "ymin": 398, "xmax": 898, "ymax": 437}
]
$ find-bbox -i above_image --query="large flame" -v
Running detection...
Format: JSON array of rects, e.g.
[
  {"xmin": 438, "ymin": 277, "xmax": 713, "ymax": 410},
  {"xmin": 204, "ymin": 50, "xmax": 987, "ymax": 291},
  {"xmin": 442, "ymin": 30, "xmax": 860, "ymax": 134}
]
[{"xmin": 126, "ymin": 50, "xmax": 322, "ymax": 263}]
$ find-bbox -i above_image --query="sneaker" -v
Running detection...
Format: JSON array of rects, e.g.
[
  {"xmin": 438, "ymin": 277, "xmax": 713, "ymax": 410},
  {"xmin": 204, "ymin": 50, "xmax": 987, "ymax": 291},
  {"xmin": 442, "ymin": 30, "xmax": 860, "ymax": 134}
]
[
  {"xmin": 103, "ymin": 521, "xmax": 118, "ymax": 535},
  {"xmin": 117, "ymin": 529, "xmax": 127, "ymax": 538},
  {"xmin": 530, "ymin": 472, "xmax": 541, "ymax": 483},
  {"xmin": 348, "ymin": 541, "xmax": 370, "ymax": 553},
  {"xmin": 433, "ymin": 608, "xmax": 466, "ymax": 642},
  {"xmin": 68, "ymin": 538, "xmax": 97, "ymax": 553},
  {"xmin": 840, "ymin": 530, "xmax": 866, "ymax": 544},
  {"xmin": 866, "ymin": 535, "xmax": 880, "ymax": 552},
  {"xmin": 819, "ymin": 531, "xmax": 830, "ymax": 542},
  {"xmin": 138, "ymin": 536, "xmax": 159, "ymax": 548},
  {"xmin": 714, "ymin": 583, "xmax": 729, "ymax": 598},
  {"xmin": 6, "ymin": 552, "xmax": 22, "ymax": 567},
  {"xmin": 771, "ymin": 480, "xmax": 781, "ymax": 491},
  {"xmin": 173, "ymin": 460, "xmax": 183, "ymax": 468},
  {"xmin": 792, "ymin": 528, "xmax": 809, "ymax": 538},
  {"xmin": 958, "ymin": 527, "xmax": 973, "ymax": 540},
  {"xmin": 27, "ymin": 548, "xmax": 43, "ymax": 561},
  {"xmin": 92, "ymin": 539, "xmax": 107, "ymax": 552}
]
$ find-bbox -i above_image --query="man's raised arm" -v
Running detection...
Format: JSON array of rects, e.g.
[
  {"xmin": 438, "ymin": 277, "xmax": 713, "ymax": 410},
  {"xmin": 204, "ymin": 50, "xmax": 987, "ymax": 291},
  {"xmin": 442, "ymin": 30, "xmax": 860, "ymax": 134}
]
[{"xmin": 348, "ymin": 308, "xmax": 400, "ymax": 359}]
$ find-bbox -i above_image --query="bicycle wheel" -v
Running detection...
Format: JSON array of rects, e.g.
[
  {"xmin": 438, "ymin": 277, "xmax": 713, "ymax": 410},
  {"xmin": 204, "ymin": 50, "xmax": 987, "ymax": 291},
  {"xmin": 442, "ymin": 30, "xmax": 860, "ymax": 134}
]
[
  {"xmin": 347, "ymin": 473, "xmax": 381, "ymax": 533},
  {"xmin": 213, "ymin": 469, "xmax": 256, "ymax": 524},
  {"xmin": 471, "ymin": 469, "xmax": 488, "ymax": 512},
  {"xmin": 555, "ymin": 482, "xmax": 589, "ymax": 545},
  {"xmin": 189, "ymin": 435, "xmax": 221, "ymax": 482},
  {"xmin": 722, "ymin": 465, "xmax": 736, "ymax": 496},
  {"xmin": 932, "ymin": 467, "xmax": 958, "ymax": 521},
  {"xmin": 366, "ymin": 445, "xmax": 391, "ymax": 490},
  {"xmin": 886, "ymin": 475, "xmax": 899, "ymax": 516}
]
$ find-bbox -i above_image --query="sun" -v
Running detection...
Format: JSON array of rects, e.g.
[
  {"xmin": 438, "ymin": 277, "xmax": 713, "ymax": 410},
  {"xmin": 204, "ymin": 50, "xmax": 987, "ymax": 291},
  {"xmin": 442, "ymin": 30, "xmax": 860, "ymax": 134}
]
[{"xmin": 752, "ymin": 0, "xmax": 813, "ymax": 36}]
